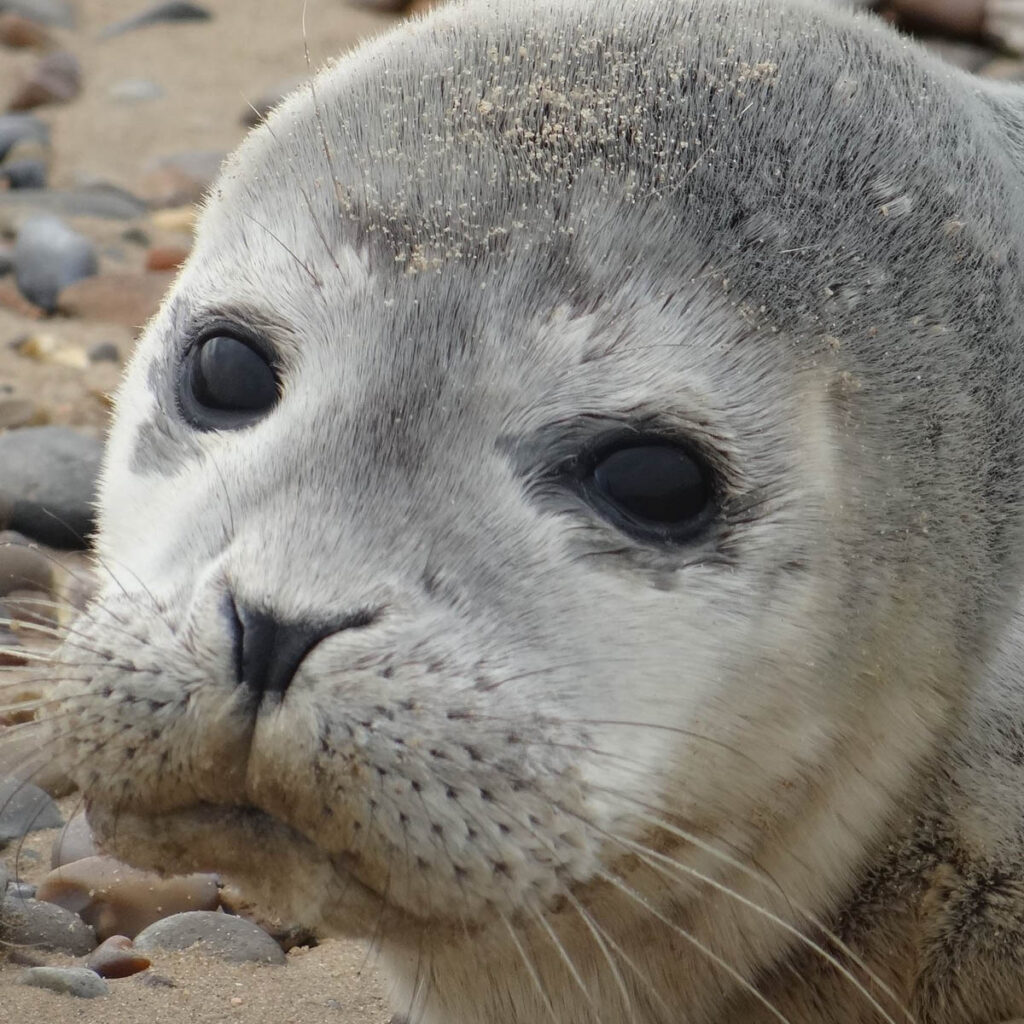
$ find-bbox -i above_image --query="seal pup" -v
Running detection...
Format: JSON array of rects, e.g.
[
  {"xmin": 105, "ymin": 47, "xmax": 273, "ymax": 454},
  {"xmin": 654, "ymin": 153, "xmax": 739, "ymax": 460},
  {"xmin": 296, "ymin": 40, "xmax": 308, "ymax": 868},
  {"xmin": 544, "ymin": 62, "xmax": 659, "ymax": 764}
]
[{"xmin": 16, "ymin": 0, "xmax": 1024, "ymax": 1020}]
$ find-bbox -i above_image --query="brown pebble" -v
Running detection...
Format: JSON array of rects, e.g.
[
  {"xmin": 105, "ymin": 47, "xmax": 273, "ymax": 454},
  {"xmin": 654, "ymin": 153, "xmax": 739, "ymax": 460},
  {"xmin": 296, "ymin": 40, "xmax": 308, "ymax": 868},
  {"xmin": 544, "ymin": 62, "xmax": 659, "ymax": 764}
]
[
  {"xmin": 50, "ymin": 811, "xmax": 97, "ymax": 868},
  {"xmin": 36, "ymin": 855, "xmax": 220, "ymax": 941},
  {"xmin": 145, "ymin": 244, "xmax": 189, "ymax": 272},
  {"xmin": 134, "ymin": 971, "xmax": 176, "ymax": 988},
  {"xmin": 0, "ymin": 396, "xmax": 45, "ymax": 429},
  {"xmin": 58, "ymin": 271, "xmax": 174, "ymax": 327},
  {"xmin": 0, "ymin": 12, "xmax": 55, "ymax": 49},
  {"xmin": 8, "ymin": 51, "xmax": 82, "ymax": 112},
  {"xmin": 86, "ymin": 935, "xmax": 152, "ymax": 979}
]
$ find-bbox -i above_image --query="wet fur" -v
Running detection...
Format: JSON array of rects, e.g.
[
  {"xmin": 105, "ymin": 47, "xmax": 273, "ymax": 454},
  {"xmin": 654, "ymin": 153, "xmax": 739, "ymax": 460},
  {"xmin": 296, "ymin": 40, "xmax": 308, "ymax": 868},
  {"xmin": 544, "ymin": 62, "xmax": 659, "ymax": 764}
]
[{"xmin": 13, "ymin": 0, "xmax": 1024, "ymax": 1021}]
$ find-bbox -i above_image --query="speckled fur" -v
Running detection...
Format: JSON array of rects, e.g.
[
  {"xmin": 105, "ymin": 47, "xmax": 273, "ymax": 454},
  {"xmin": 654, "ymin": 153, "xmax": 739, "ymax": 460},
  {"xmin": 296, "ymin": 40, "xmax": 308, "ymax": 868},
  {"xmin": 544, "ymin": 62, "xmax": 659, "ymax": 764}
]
[{"xmin": 35, "ymin": 0, "xmax": 1024, "ymax": 1021}]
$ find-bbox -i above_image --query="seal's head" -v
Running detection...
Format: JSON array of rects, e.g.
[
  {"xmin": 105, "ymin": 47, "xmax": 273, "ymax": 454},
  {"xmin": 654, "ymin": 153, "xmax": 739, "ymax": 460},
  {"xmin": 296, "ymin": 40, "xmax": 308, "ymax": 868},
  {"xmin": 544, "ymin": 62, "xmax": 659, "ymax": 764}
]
[{"xmin": 45, "ymin": 0, "xmax": 1024, "ymax": 1020}]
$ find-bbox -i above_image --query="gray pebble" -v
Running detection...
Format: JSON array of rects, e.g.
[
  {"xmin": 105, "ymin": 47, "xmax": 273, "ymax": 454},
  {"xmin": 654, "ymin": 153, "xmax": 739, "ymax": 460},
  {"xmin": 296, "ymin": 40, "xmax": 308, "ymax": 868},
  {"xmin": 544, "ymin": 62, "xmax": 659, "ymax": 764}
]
[
  {"xmin": 0, "ymin": 113, "xmax": 48, "ymax": 162},
  {"xmin": 50, "ymin": 811, "xmax": 97, "ymax": 868},
  {"xmin": 101, "ymin": 1, "xmax": 211, "ymax": 39},
  {"xmin": 19, "ymin": 967, "xmax": 109, "ymax": 998},
  {"xmin": 134, "ymin": 911, "xmax": 286, "ymax": 965},
  {"xmin": 0, "ymin": 184, "xmax": 148, "ymax": 221},
  {"xmin": 0, "ymin": 426, "xmax": 103, "ymax": 548},
  {"xmin": 0, "ymin": 0, "xmax": 74, "ymax": 28},
  {"xmin": 14, "ymin": 214, "xmax": 98, "ymax": 312},
  {"xmin": 1, "ymin": 158, "xmax": 47, "ymax": 189},
  {"xmin": 6, "ymin": 881, "xmax": 37, "ymax": 899},
  {"xmin": 3, "ymin": 897, "xmax": 97, "ymax": 955},
  {"xmin": 0, "ymin": 774, "xmax": 63, "ymax": 844},
  {"xmin": 88, "ymin": 340, "xmax": 121, "ymax": 363}
]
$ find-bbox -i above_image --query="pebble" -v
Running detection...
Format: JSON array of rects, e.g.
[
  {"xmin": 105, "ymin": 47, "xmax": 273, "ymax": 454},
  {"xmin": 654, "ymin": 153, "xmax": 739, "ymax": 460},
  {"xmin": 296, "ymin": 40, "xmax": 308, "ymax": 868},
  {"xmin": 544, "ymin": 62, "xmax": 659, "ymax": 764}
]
[
  {"xmin": 16, "ymin": 331, "xmax": 90, "ymax": 368},
  {"xmin": 50, "ymin": 811, "xmax": 98, "ymax": 867},
  {"xmin": 0, "ymin": 112, "xmax": 48, "ymax": 161},
  {"xmin": 101, "ymin": 1, "xmax": 212, "ymax": 39},
  {"xmin": 59, "ymin": 269, "xmax": 173, "ymax": 326},
  {"xmin": 88, "ymin": 340, "xmax": 121, "ymax": 363},
  {"xmin": 2, "ymin": 896, "xmax": 96, "ymax": 955},
  {"xmin": 86, "ymin": 935, "xmax": 152, "ymax": 979},
  {"xmin": 0, "ymin": 184, "xmax": 148, "ymax": 221},
  {"xmin": 37, "ymin": 855, "xmax": 221, "ymax": 941},
  {"xmin": 6, "ymin": 881, "xmax": 37, "ymax": 899},
  {"xmin": 149, "ymin": 204, "xmax": 196, "ymax": 232},
  {"xmin": 1, "ymin": 157, "xmax": 47, "ymax": 189},
  {"xmin": 0, "ymin": 1, "xmax": 75, "ymax": 28},
  {"xmin": 0, "ymin": 11, "xmax": 53, "ymax": 48},
  {"xmin": 145, "ymin": 243, "xmax": 188, "ymax": 271},
  {"xmin": 19, "ymin": 966, "xmax": 109, "ymax": 998},
  {"xmin": 0, "ymin": 537, "xmax": 54, "ymax": 597},
  {"xmin": 108, "ymin": 78, "xmax": 164, "ymax": 103},
  {"xmin": 0, "ymin": 774, "xmax": 62, "ymax": 843},
  {"xmin": 241, "ymin": 75, "xmax": 306, "ymax": 127},
  {"xmin": 13, "ymin": 214, "xmax": 98, "ymax": 312},
  {"xmin": 134, "ymin": 911, "xmax": 287, "ymax": 965},
  {"xmin": 140, "ymin": 149, "xmax": 225, "ymax": 207},
  {"xmin": 8, "ymin": 50, "xmax": 83, "ymax": 112},
  {"xmin": 0, "ymin": 425, "xmax": 103, "ymax": 548}
]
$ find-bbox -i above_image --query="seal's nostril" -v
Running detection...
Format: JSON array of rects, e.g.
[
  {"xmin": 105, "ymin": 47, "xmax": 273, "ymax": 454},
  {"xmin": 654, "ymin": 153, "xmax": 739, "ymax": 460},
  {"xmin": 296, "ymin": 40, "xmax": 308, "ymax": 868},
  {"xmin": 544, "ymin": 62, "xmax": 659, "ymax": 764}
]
[{"xmin": 225, "ymin": 596, "xmax": 376, "ymax": 702}]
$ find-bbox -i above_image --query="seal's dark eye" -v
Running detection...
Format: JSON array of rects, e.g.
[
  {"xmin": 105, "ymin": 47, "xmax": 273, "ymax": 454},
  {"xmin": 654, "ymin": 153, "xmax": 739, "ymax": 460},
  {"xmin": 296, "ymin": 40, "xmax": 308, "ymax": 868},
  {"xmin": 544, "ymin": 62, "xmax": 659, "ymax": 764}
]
[
  {"xmin": 584, "ymin": 441, "xmax": 713, "ymax": 542},
  {"xmin": 179, "ymin": 334, "xmax": 279, "ymax": 430}
]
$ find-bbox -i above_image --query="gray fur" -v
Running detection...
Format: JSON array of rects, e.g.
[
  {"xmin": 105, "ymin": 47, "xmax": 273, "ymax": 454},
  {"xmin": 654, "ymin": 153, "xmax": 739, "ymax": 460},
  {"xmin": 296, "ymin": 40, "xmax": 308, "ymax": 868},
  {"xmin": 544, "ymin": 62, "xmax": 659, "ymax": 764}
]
[{"xmin": 37, "ymin": 0, "xmax": 1024, "ymax": 1021}]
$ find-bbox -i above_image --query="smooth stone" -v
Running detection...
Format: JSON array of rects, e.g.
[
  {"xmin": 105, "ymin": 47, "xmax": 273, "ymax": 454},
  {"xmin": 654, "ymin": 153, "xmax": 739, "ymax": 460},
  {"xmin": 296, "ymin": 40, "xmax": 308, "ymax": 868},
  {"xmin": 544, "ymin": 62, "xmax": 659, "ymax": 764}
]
[
  {"xmin": 37, "ymin": 856, "xmax": 220, "ymax": 941},
  {"xmin": 6, "ymin": 881, "xmax": 36, "ymax": 899},
  {"xmin": 8, "ymin": 50, "xmax": 82, "ymax": 111},
  {"xmin": 134, "ymin": 911, "xmax": 286, "ymax": 965},
  {"xmin": 145, "ymin": 244, "xmax": 188, "ymax": 271},
  {"xmin": 0, "ymin": 184, "xmax": 147, "ymax": 221},
  {"xmin": 19, "ymin": 966, "xmax": 108, "ymax": 998},
  {"xmin": 86, "ymin": 935, "xmax": 152, "ymax": 979},
  {"xmin": 100, "ymin": 1, "xmax": 211, "ymax": 38},
  {"xmin": 0, "ymin": 11, "xmax": 53, "ymax": 47},
  {"xmin": 16, "ymin": 331, "xmax": 89, "ymax": 368},
  {"xmin": 0, "ymin": 0, "xmax": 74, "ymax": 27},
  {"xmin": 1, "ymin": 158, "xmax": 47, "ymax": 189},
  {"xmin": 108, "ymin": 78, "xmax": 163, "ymax": 103},
  {"xmin": 0, "ymin": 426, "xmax": 102, "ymax": 548},
  {"xmin": 2, "ymin": 897, "xmax": 96, "ymax": 955},
  {"xmin": 14, "ymin": 214, "xmax": 98, "ymax": 312},
  {"xmin": 0, "ymin": 774, "xmax": 62, "ymax": 843},
  {"xmin": 0, "ymin": 395, "xmax": 44, "ymax": 428},
  {"xmin": 0, "ymin": 538, "xmax": 54, "ymax": 596},
  {"xmin": 50, "ymin": 811, "xmax": 97, "ymax": 868},
  {"xmin": 88, "ymin": 340, "xmax": 121, "ymax": 363},
  {"xmin": 0, "ymin": 113, "xmax": 47, "ymax": 162}
]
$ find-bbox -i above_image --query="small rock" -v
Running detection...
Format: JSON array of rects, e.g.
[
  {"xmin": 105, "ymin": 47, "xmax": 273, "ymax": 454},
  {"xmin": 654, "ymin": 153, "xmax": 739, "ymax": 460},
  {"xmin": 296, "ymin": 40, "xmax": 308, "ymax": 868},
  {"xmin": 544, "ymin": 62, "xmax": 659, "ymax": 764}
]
[
  {"xmin": 3, "ymin": 897, "xmax": 96, "ymax": 955},
  {"xmin": 86, "ymin": 935, "xmax": 152, "ymax": 979},
  {"xmin": 0, "ymin": 538, "xmax": 54, "ymax": 596},
  {"xmin": 37, "ymin": 856, "xmax": 221, "ymax": 941},
  {"xmin": 8, "ymin": 50, "xmax": 82, "ymax": 111},
  {"xmin": 0, "ymin": 112, "xmax": 47, "ymax": 161},
  {"xmin": 16, "ymin": 331, "xmax": 89, "ymax": 368},
  {"xmin": 1, "ymin": 158, "xmax": 46, "ymax": 189},
  {"xmin": 0, "ymin": 184, "xmax": 147, "ymax": 220},
  {"xmin": 149, "ymin": 204, "xmax": 195, "ymax": 232},
  {"xmin": 108, "ymin": 78, "xmax": 163, "ymax": 103},
  {"xmin": 19, "ymin": 966, "xmax": 108, "ymax": 998},
  {"xmin": 140, "ymin": 150, "xmax": 225, "ymax": 207},
  {"xmin": 134, "ymin": 911, "xmax": 286, "ymax": 965},
  {"xmin": 6, "ymin": 881, "xmax": 36, "ymax": 899},
  {"xmin": 0, "ymin": 395, "xmax": 43, "ymax": 428},
  {"xmin": 88, "ymin": 340, "xmax": 120, "ymax": 363},
  {"xmin": 101, "ymin": 1, "xmax": 212, "ymax": 38},
  {"xmin": 241, "ymin": 75, "xmax": 307, "ymax": 127},
  {"xmin": 14, "ymin": 214, "xmax": 98, "ymax": 312},
  {"xmin": 0, "ymin": 1, "xmax": 74, "ymax": 28},
  {"xmin": 59, "ymin": 270, "xmax": 173, "ymax": 327},
  {"xmin": 0, "ymin": 11, "xmax": 53, "ymax": 47},
  {"xmin": 0, "ymin": 426, "xmax": 103, "ymax": 548},
  {"xmin": 0, "ymin": 774, "xmax": 62, "ymax": 843},
  {"xmin": 135, "ymin": 970, "xmax": 176, "ymax": 987},
  {"xmin": 50, "ymin": 811, "xmax": 97, "ymax": 868},
  {"xmin": 145, "ymin": 243, "xmax": 188, "ymax": 271}
]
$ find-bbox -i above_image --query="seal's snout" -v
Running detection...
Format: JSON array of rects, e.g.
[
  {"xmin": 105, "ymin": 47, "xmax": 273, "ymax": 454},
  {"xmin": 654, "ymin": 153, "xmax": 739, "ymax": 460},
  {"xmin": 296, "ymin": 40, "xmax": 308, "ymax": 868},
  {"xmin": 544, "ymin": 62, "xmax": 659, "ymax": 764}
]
[{"xmin": 224, "ymin": 596, "xmax": 376, "ymax": 702}]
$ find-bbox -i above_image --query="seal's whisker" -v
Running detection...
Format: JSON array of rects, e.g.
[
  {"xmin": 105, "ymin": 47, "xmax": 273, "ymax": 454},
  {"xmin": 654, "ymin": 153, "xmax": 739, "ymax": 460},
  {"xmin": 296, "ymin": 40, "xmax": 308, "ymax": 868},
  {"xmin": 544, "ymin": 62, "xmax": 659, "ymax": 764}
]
[
  {"xmin": 500, "ymin": 911, "xmax": 561, "ymax": 1024},
  {"xmin": 533, "ymin": 905, "xmax": 600, "ymax": 1017}
]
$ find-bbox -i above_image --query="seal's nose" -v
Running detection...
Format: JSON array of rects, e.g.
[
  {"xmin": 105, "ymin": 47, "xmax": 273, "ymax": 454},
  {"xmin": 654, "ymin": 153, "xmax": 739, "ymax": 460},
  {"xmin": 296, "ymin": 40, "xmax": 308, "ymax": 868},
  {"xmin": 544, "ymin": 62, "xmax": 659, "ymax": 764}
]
[{"xmin": 227, "ymin": 598, "xmax": 375, "ymax": 702}]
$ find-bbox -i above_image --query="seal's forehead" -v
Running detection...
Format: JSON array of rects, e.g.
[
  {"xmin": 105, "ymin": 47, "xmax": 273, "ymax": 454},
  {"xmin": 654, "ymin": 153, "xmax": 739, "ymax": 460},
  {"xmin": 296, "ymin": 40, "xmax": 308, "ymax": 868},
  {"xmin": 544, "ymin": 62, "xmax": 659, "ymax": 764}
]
[{"xmin": 199, "ymin": 0, "xmax": 1005, "ymax": 288}]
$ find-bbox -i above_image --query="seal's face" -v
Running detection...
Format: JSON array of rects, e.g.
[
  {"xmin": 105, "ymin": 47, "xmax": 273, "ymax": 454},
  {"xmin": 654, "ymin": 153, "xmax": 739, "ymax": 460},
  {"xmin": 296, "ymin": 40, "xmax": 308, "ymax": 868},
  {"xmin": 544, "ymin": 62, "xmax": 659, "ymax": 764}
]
[{"xmin": 50, "ymin": 0, "xmax": 1024, "ymax": 1020}]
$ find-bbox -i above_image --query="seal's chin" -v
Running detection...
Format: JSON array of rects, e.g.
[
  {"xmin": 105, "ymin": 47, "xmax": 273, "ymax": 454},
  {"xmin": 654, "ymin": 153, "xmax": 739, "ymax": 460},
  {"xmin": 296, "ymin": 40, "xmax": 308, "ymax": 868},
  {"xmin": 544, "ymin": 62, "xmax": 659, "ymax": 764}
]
[{"xmin": 84, "ymin": 801, "xmax": 401, "ymax": 939}]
